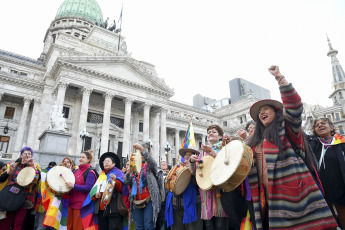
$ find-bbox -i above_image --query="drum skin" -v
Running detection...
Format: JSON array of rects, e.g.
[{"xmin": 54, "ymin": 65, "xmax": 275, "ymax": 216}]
[
  {"xmin": 130, "ymin": 150, "xmax": 142, "ymax": 174},
  {"xmin": 196, "ymin": 155, "xmax": 216, "ymax": 191},
  {"xmin": 17, "ymin": 167, "xmax": 37, "ymax": 188},
  {"xmin": 210, "ymin": 140, "xmax": 252, "ymax": 192},
  {"xmin": 165, "ymin": 164, "xmax": 191, "ymax": 195},
  {"xmin": 46, "ymin": 166, "xmax": 75, "ymax": 195}
]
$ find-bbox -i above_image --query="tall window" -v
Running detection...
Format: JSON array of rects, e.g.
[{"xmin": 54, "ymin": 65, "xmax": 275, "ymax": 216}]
[
  {"xmin": 87, "ymin": 112, "xmax": 103, "ymax": 124},
  {"xmin": 335, "ymin": 113, "xmax": 340, "ymax": 121},
  {"xmin": 339, "ymin": 126, "xmax": 344, "ymax": 135},
  {"xmin": 110, "ymin": 117, "xmax": 124, "ymax": 128},
  {"xmin": 139, "ymin": 122, "xmax": 143, "ymax": 132},
  {"xmin": 83, "ymin": 136, "xmax": 92, "ymax": 151},
  {"xmin": 4, "ymin": 107, "xmax": 15, "ymax": 119},
  {"xmin": 0, "ymin": 136, "xmax": 10, "ymax": 153},
  {"xmin": 62, "ymin": 107, "xmax": 70, "ymax": 118}
]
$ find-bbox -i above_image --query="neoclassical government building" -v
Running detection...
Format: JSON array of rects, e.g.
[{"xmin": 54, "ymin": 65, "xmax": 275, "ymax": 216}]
[
  {"xmin": 0, "ymin": 0, "xmax": 258, "ymax": 167},
  {"xmin": 1, "ymin": 0, "xmax": 344, "ymax": 168}
]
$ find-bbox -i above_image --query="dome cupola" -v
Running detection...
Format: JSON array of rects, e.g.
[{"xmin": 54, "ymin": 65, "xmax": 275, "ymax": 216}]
[{"xmin": 55, "ymin": 0, "xmax": 103, "ymax": 24}]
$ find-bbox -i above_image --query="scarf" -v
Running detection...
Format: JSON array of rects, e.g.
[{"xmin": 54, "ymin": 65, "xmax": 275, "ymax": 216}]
[
  {"xmin": 165, "ymin": 182, "xmax": 197, "ymax": 227},
  {"xmin": 130, "ymin": 163, "xmax": 148, "ymax": 197}
]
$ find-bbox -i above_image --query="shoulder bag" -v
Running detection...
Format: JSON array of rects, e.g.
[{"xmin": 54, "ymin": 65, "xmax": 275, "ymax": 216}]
[{"xmin": 0, "ymin": 184, "xmax": 26, "ymax": 211}]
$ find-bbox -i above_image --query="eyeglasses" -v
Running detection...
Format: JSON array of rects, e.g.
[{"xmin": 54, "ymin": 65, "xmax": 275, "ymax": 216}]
[{"xmin": 103, "ymin": 160, "xmax": 112, "ymax": 164}]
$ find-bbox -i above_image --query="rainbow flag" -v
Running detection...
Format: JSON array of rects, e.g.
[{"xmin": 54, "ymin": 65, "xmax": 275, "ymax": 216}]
[
  {"xmin": 81, "ymin": 167, "xmax": 129, "ymax": 230},
  {"xmin": 43, "ymin": 193, "xmax": 69, "ymax": 230},
  {"xmin": 181, "ymin": 121, "xmax": 196, "ymax": 149}
]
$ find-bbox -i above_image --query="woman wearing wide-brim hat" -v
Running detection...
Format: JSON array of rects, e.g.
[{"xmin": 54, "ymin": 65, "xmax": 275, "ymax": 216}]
[
  {"xmin": 90, "ymin": 152, "xmax": 130, "ymax": 230},
  {"xmin": 240, "ymin": 65, "xmax": 337, "ymax": 229}
]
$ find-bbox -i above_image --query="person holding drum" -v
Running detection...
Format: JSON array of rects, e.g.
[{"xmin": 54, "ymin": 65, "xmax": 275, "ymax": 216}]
[
  {"xmin": 87, "ymin": 152, "xmax": 130, "ymax": 230},
  {"xmin": 165, "ymin": 147, "xmax": 203, "ymax": 230},
  {"xmin": 66, "ymin": 150, "xmax": 97, "ymax": 230},
  {"xmin": 244, "ymin": 65, "xmax": 337, "ymax": 229},
  {"xmin": 124, "ymin": 142, "xmax": 161, "ymax": 230},
  {"xmin": 190, "ymin": 124, "xmax": 229, "ymax": 230},
  {"xmin": 0, "ymin": 147, "xmax": 41, "ymax": 230}
]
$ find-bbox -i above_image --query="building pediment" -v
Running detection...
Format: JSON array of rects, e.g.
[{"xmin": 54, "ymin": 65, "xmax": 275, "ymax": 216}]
[{"xmin": 50, "ymin": 56, "xmax": 174, "ymax": 98}]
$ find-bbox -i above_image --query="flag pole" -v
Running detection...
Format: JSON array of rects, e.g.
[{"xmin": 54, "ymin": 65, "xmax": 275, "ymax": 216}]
[{"xmin": 117, "ymin": 4, "xmax": 123, "ymax": 51}]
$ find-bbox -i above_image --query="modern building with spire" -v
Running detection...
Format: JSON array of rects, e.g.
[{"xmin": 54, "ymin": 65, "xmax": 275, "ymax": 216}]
[{"xmin": 0, "ymin": 0, "xmax": 259, "ymax": 167}]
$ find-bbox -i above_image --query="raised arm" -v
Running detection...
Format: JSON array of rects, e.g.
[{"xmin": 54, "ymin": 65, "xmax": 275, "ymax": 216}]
[{"xmin": 268, "ymin": 65, "xmax": 303, "ymax": 143}]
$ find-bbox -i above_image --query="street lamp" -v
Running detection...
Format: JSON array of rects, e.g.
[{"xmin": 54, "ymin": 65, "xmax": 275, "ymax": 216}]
[
  {"xmin": 80, "ymin": 128, "xmax": 89, "ymax": 151},
  {"xmin": 148, "ymin": 139, "xmax": 153, "ymax": 149},
  {"xmin": 164, "ymin": 142, "xmax": 171, "ymax": 152},
  {"xmin": 3, "ymin": 124, "xmax": 9, "ymax": 134}
]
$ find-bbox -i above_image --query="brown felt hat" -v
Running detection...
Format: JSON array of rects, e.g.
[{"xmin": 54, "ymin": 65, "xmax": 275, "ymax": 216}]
[{"xmin": 250, "ymin": 99, "xmax": 283, "ymax": 122}]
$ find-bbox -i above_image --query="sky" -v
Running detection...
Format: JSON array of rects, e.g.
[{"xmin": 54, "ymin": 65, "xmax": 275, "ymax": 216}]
[{"xmin": 1, "ymin": 0, "xmax": 345, "ymax": 108}]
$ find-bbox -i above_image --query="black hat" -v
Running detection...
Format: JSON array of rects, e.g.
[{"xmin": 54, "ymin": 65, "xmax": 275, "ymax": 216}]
[{"xmin": 99, "ymin": 152, "xmax": 121, "ymax": 171}]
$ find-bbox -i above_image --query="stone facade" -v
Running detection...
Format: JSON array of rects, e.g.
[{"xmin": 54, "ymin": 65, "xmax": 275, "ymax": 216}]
[{"xmin": 0, "ymin": 3, "xmax": 261, "ymax": 167}]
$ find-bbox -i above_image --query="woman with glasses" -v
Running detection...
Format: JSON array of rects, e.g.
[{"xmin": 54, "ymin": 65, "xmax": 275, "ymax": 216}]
[
  {"xmin": 0, "ymin": 147, "xmax": 41, "ymax": 230},
  {"xmin": 309, "ymin": 118, "xmax": 345, "ymax": 228}
]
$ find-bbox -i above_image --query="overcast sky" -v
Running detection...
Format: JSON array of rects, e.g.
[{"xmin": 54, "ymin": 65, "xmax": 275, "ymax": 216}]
[{"xmin": 1, "ymin": 0, "xmax": 345, "ymax": 107}]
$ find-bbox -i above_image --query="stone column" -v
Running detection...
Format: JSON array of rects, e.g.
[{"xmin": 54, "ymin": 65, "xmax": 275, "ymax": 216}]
[
  {"xmin": 143, "ymin": 103, "xmax": 151, "ymax": 142},
  {"xmin": 160, "ymin": 108, "xmax": 167, "ymax": 162},
  {"xmin": 152, "ymin": 112, "xmax": 160, "ymax": 162},
  {"xmin": 26, "ymin": 98, "xmax": 41, "ymax": 148},
  {"xmin": 202, "ymin": 134, "xmax": 206, "ymax": 145},
  {"xmin": 175, "ymin": 129, "xmax": 180, "ymax": 159},
  {"xmin": 68, "ymin": 94, "xmax": 82, "ymax": 155},
  {"xmin": 122, "ymin": 98, "xmax": 133, "ymax": 159},
  {"xmin": 100, "ymin": 92, "xmax": 114, "ymax": 154},
  {"xmin": 132, "ymin": 109, "xmax": 139, "ymax": 144},
  {"xmin": 56, "ymin": 82, "xmax": 68, "ymax": 114},
  {"xmin": 14, "ymin": 97, "xmax": 32, "ymax": 153},
  {"xmin": 76, "ymin": 87, "xmax": 92, "ymax": 155}
]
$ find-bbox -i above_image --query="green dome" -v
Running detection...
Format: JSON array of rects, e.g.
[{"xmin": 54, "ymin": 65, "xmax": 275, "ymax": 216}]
[{"xmin": 55, "ymin": 0, "xmax": 103, "ymax": 23}]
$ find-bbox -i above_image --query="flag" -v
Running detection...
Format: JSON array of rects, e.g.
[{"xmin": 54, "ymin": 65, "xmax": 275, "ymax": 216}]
[
  {"xmin": 81, "ymin": 167, "xmax": 129, "ymax": 230},
  {"xmin": 118, "ymin": 5, "xmax": 123, "ymax": 25},
  {"xmin": 181, "ymin": 121, "xmax": 196, "ymax": 149},
  {"xmin": 43, "ymin": 193, "xmax": 69, "ymax": 230}
]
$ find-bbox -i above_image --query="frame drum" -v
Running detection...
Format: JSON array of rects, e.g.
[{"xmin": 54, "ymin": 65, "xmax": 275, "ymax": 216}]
[
  {"xmin": 165, "ymin": 163, "xmax": 191, "ymax": 195},
  {"xmin": 46, "ymin": 166, "xmax": 75, "ymax": 195},
  {"xmin": 196, "ymin": 155, "xmax": 216, "ymax": 191},
  {"xmin": 17, "ymin": 167, "xmax": 37, "ymax": 188},
  {"xmin": 130, "ymin": 150, "xmax": 142, "ymax": 174},
  {"xmin": 210, "ymin": 140, "xmax": 252, "ymax": 192}
]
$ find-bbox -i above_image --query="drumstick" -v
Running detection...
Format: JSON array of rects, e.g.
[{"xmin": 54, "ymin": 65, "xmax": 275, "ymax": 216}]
[{"xmin": 60, "ymin": 173, "xmax": 67, "ymax": 183}]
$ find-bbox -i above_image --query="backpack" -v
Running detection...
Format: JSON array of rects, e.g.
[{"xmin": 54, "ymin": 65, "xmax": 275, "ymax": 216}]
[{"xmin": 83, "ymin": 167, "xmax": 99, "ymax": 182}]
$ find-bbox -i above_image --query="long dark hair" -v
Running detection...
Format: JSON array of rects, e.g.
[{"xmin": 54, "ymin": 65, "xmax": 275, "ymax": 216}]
[{"xmin": 248, "ymin": 106, "xmax": 284, "ymax": 150}]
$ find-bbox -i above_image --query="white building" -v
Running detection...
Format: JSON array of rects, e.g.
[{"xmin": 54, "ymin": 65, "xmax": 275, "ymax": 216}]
[{"xmin": 0, "ymin": 0, "xmax": 258, "ymax": 167}]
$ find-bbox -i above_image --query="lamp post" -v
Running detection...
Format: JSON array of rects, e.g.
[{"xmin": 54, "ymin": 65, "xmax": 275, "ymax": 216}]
[
  {"xmin": 3, "ymin": 124, "xmax": 9, "ymax": 134},
  {"xmin": 80, "ymin": 128, "xmax": 89, "ymax": 151},
  {"xmin": 164, "ymin": 141, "xmax": 171, "ymax": 166}
]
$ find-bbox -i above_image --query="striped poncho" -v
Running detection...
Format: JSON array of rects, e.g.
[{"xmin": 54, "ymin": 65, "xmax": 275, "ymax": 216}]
[{"xmin": 248, "ymin": 83, "xmax": 337, "ymax": 229}]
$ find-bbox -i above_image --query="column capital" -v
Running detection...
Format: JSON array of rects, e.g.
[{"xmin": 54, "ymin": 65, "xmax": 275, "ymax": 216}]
[
  {"xmin": 160, "ymin": 107, "xmax": 168, "ymax": 115},
  {"xmin": 57, "ymin": 81, "xmax": 69, "ymax": 90},
  {"xmin": 123, "ymin": 98, "xmax": 134, "ymax": 105},
  {"xmin": 133, "ymin": 108, "xmax": 140, "ymax": 115},
  {"xmin": 81, "ymin": 87, "xmax": 93, "ymax": 96},
  {"xmin": 144, "ymin": 103, "xmax": 152, "ymax": 109},
  {"xmin": 103, "ymin": 92, "xmax": 114, "ymax": 101},
  {"xmin": 34, "ymin": 98, "xmax": 42, "ymax": 105},
  {"xmin": 23, "ymin": 97, "xmax": 32, "ymax": 104}
]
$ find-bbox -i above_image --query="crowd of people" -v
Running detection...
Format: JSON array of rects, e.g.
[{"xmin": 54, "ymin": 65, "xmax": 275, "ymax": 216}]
[{"xmin": 0, "ymin": 65, "xmax": 345, "ymax": 230}]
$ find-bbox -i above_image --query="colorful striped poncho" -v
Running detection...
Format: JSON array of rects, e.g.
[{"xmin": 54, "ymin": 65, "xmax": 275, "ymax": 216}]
[
  {"xmin": 248, "ymin": 83, "xmax": 337, "ymax": 230},
  {"xmin": 81, "ymin": 167, "xmax": 129, "ymax": 230}
]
